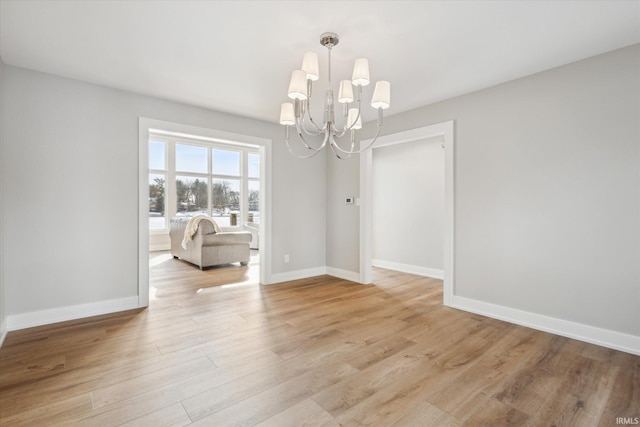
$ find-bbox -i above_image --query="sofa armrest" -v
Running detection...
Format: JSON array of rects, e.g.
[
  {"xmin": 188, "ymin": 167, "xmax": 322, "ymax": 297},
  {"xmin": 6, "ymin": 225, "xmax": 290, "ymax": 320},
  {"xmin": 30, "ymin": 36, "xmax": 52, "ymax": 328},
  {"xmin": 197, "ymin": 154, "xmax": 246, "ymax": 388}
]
[
  {"xmin": 201, "ymin": 231, "xmax": 252, "ymax": 246},
  {"xmin": 219, "ymin": 226, "xmax": 240, "ymax": 233}
]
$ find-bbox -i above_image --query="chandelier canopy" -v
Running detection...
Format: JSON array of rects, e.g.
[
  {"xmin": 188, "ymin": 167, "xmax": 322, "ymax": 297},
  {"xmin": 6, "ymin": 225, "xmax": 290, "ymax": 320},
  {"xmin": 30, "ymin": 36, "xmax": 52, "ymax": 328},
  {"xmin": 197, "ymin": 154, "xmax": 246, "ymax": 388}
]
[{"xmin": 279, "ymin": 32, "xmax": 390, "ymax": 159}]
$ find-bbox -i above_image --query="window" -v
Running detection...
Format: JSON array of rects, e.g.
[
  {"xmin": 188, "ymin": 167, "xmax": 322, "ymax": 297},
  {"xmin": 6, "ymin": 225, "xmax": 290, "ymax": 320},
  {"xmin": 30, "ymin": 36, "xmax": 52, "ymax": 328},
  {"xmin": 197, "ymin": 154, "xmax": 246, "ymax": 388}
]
[
  {"xmin": 213, "ymin": 179, "xmax": 240, "ymax": 226},
  {"xmin": 248, "ymin": 152, "xmax": 260, "ymax": 178},
  {"xmin": 149, "ymin": 140, "xmax": 165, "ymax": 170},
  {"xmin": 148, "ymin": 140, "xmax": 167, "ymax": 230},
  {"xmin": 148, "ymin": 134, "xmax": 260, "ymax": 232},
  {"xmin": 213, "ymin": 149, "xmax": 240, "ymax": 176},
  {"xmin": 176, "ymin": 144, "xmax": 207, "ymax": 173},
  {"xmin": 248, "ymin": 180, "xmax": 260, "ymax": 224},
  {"xmin": 176, "ymin": 176, "xmax": 208, "ymax": 216}
]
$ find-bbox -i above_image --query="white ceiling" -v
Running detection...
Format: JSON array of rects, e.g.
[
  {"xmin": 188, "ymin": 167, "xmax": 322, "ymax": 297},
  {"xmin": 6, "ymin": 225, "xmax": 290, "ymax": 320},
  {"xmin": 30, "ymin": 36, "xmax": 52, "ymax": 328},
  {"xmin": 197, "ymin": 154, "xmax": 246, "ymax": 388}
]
[{"xmin": 1, "ymin": 1, "xmax": 639, "ymax": 124}]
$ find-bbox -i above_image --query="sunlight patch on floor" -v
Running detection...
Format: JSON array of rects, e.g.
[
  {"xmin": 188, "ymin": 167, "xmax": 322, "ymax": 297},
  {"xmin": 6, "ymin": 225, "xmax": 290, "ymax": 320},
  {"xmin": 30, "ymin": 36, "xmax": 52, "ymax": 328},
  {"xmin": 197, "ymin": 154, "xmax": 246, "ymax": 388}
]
[
  {"xmin": 220, "ymin": 279, "xmax": 258, "ymax": 289},
  {"xmin": 149, "ymin": 253, "xmax": 174, "ymax": 267},
  {"xmin": 193, "ymin": 266, "xmax": 260, "ymax": 293}
]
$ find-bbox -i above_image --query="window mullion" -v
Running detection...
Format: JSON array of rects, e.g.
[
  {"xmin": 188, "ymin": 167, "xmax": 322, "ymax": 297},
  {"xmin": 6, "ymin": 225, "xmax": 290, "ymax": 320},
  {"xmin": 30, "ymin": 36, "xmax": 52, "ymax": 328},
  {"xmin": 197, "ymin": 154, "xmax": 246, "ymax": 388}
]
[
  {"xmin": 208, "ymin": 146, "xmax": 213, "ymax": 217},
  {"xmin": 167, "ymin": 140, "xmax": 177, "ymax": 222},
  {"xmin": 242, "ymin": 152, "xmax": 248, "ymax": 225}
]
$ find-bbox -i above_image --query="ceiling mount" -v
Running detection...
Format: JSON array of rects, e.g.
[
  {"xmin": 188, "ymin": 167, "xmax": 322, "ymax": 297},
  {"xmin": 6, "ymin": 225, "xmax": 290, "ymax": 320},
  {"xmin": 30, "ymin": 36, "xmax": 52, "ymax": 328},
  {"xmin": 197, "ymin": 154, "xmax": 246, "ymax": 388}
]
[{"xmin": 320, "ymin": 32, "xmax": 339, "ymax": 49}]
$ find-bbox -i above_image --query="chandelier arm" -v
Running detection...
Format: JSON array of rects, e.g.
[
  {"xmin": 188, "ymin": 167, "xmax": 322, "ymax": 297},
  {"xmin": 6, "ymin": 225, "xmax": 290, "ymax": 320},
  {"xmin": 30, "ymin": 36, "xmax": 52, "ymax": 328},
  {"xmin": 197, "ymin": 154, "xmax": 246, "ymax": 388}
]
[
  {"xmin": 340, "ymin": 86, "xmax": 363, "ymax": 133},
  {"xmin": 292, "ymin": 125, "xmax": 331, "ymax": 153},
  {"xmin": 332, "ymin": 128, "xmax": 348, "ymax": 138},
  {"xmin": 302, "ymin": 116, "xmax": 326, "ymax": 136},
  {"xmin": 305, "ymin": 114, "xmax": 325, "ymax": 134},
  {"xmin": 304, "ymin": 91, "xmax": 325, "ymax": 134},
  {"xmin": 347, "ymin": 101, "xmax": 363, "ymax": 130},
  {"xmin": 328, "ymin": 137, "xmax": 349, "ymax": 159},
  {"xmin": 299, "ymin": 117, "xmax": 324, "ymax": 136},
  {"xmin": 331, "ymin": 102, "xmax": 349, "ymax": 135},
  {"xmin": 283, "ymin": 125, "xmax": 330, "ymax": 159},
  {"xmin": 292, "ymin": 98, "xmax": 322, "ymax": 137},
  {"xmin": 330, "ymin": 108, "xmax": 349, "ymax": 136},
  {"xmin": 294, "ymin": 117, "xmax": 324, "ymax": 149},
  {"xmin": 284, "ymin": 137, "xmax": 324, "ymax": 159},
  {"xmin": 331, "ymin": 124, "xmax": 382, "ymax": 155},
  {"xmin": 332, "ymin": 98, "xmax": 363, "ymax": 136},
  {"xmin": 295, "ymin": 101, "xmax": 323, "ymax": 136},
  {"xmin": 328, "ymin": 119, "xmax": 346, "ymax": 137}
]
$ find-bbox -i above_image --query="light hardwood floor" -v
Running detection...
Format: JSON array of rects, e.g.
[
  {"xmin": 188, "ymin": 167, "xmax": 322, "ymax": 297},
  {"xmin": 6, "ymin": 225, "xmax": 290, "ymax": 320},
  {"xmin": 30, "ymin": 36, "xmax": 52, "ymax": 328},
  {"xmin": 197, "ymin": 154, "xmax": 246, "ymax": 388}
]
[{"xmin": 0, "ymin": 252, "xmax": 638, "ymax": 426}]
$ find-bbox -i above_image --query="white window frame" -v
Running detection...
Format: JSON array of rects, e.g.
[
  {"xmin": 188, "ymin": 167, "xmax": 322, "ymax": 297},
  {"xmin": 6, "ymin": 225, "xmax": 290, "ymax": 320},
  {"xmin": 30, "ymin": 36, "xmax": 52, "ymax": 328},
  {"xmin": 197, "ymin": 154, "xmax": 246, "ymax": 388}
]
[
  {"xmin": 148, "ymin": 134, "xmax": 260, "ymax": 233},
  {"xmin": 148, "ymin": 137, "xmax": 170, "ymax": 232}
]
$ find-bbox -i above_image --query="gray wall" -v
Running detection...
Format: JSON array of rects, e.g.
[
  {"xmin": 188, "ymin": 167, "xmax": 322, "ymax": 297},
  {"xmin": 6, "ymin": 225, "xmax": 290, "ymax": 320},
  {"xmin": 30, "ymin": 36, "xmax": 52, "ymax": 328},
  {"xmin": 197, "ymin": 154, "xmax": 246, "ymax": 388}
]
[
  {"xmin": 372, "ymin": 136, "xmax": 444, "ymax": 270},
  {"xmin": 328, "ymin": 43, "xmax": 640, "ymax": 336},
  {"xmin": 326, "ymin": 151, "xmax": 360, "ymax": 272},
  {"xmin": 2, "ymin": 65, "xmax": 326, "ymax": 316}
]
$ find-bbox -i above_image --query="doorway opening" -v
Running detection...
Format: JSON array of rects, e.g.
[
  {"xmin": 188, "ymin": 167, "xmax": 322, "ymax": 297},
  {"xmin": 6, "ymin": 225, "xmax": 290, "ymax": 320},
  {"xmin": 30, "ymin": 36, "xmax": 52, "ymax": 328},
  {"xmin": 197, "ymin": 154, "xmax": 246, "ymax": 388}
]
[
  {"xmin": 359, "ymin": 120, "xmax": 454, "ymax": 306},
  {"xmin": 138, "ymin": 118, "xmax": 272, "ymax": 307}
]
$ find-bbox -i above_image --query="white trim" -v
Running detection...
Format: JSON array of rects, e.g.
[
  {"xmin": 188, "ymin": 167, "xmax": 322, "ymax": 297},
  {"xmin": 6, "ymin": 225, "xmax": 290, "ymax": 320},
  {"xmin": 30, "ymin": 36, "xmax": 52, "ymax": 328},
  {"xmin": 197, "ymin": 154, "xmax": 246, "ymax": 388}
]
[
  {"xmin": 0, "ymin": 322, "xmax": 7, "ymax": 348},
  {"xmin": 139, "ymin": 118, "xmax": 273, "ymax": 303},
  {"xmin": 149, "ymin": 244, "xmax": 170, "ymax": 252},
  {"xmin": 326, "ymin": 266, "xmax": 361, "ymax": 283},
  {"xmin": 267, "ymin": 266, "xmax": 361, "ymax": 285},
  {"xmin": 259, "ymin": 142, "xmax": 272, "ymax": 285},
  {"xmin": 452, "ymin": 296, "xmax": 640, "ymax": 356},
  {"xmin": 138, "ymin": 121, "xmax": 150, "ymax": 307},
  {"xmin": 267, "ymin": 267, "xmax": 328, "ymax": 285},
  {"xmin": 6, "ymin": 296, "xmax": 140, "ymax": 331},
  {"xmin": 360, "ymin": 145, "xmax": 373, "ymax": 284},
  {"xmin": 372, "ymin": 259, "xmax": 444, "ymax": 280},
  {"xmin": 360, "ymin": 121, "xmax": 455, "ymax": 306}
]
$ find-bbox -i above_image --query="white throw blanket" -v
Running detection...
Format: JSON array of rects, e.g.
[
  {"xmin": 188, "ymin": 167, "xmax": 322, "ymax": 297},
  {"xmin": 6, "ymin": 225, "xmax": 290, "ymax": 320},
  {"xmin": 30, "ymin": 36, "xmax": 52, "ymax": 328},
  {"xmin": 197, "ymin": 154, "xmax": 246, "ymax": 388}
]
[{"xmin": 181, "ymin": 215, "xmax": 220, "ymax": 249}]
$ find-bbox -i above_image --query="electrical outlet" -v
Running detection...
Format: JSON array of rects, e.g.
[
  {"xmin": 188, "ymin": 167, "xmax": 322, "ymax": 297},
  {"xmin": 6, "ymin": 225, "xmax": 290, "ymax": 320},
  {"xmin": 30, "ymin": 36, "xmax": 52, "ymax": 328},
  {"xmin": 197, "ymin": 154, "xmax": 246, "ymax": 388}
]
[{"xmin": 284, "ymin": 254, "xmax": 290, "ymax": 263}]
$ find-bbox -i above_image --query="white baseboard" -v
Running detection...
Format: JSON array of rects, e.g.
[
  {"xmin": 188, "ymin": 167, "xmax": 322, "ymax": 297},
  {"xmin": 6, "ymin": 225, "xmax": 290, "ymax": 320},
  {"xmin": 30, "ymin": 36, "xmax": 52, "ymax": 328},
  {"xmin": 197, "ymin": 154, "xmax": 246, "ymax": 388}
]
[
  {"xmin": 0, "ymin": 320, "xmax": 7, "ymax": 348},
  {"xmin": 149, "ymin": 244, "xmax": 170, "ymax": 252},
  {"xmin": 326, "ymin": 266, "xmax": 361, "ymax": 283},
  {"xmin": 7, "ymin": 296, "xmax": 141, "ymax": 332},
  {"xmin": 267, "ymin": 267, "xmax": 328, "ymax": 285},
  {"xmin": 3, "ymin": 264, "xmax": 356, "ymax": 332},
  {"xmin": 372, "ymin": 259, "xmax": 444, "ymax": 280},
  {"xmin": 268, "ymin": 266, "xmax": 362, "ymax": 285},
  {"xmin": 452, "ymin": 296, "xmax": 640, "ymax": 356}
]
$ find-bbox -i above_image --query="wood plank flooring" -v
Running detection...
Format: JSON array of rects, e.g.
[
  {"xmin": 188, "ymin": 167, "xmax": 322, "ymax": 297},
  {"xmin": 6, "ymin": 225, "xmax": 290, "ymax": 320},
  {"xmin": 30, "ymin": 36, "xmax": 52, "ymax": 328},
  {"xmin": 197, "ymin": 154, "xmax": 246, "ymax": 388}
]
[{"xmin": 0, "ymin": 252, "xmax": 638, "ymax": 426}]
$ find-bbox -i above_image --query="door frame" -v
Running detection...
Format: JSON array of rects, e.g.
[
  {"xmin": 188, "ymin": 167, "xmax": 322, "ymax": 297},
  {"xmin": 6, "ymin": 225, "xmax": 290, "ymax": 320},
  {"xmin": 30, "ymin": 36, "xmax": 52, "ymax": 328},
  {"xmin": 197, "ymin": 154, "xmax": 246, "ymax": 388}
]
[
  {"xmin": 359, "ymin": 120, "xmax": 455, "ymax": 306},
  {"xmin": 138, "ymin": 117, "xmax": 272, "ymax": 307}
]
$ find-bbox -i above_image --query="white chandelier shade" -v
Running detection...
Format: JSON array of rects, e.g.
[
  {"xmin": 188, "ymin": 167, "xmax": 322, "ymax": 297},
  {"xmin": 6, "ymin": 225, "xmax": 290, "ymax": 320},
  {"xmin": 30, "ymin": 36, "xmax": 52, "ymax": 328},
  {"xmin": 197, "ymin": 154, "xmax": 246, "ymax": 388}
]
[
  {"xmin": 301, "ymin": 52, "xmax": 319, "ymax": 81},
  {"xmin": 371, "ymin": 81, "xmax": 391, "ymax": 109},
  {"xmin": 279, "ymin": 32, "xmax": 390, "ymax": 159},
  {"xmin": 287, "ymin": 70, "xmax": 308, "ymax": 101},
  {"xmin": 351, "ymin": 58, "xmax": 370, "ymax": 87},
  {"xmin": 279, "ymin": 103, "xmax": 295, "ymax": 126},
  {"xmin": 338, "ymin": 80, "xmax": 354, "ymax": 103}
]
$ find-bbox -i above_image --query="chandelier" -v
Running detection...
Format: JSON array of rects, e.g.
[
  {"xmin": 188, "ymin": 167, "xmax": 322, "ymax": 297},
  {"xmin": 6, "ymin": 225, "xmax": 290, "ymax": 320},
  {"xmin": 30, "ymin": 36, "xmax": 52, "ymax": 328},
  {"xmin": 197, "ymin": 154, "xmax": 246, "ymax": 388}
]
[{"xmin": 279, "ymin": 32, "xmax": 390, "ymax": 159}]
